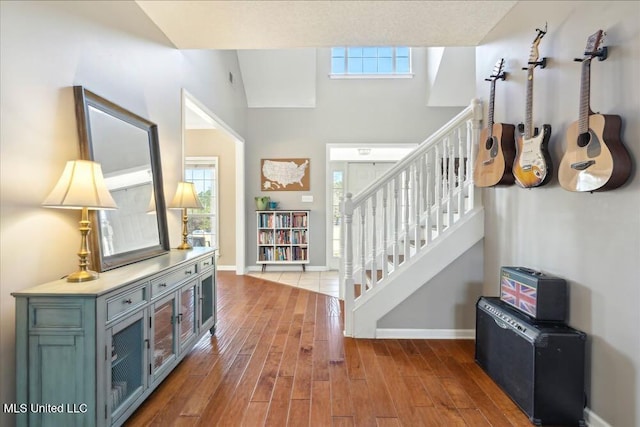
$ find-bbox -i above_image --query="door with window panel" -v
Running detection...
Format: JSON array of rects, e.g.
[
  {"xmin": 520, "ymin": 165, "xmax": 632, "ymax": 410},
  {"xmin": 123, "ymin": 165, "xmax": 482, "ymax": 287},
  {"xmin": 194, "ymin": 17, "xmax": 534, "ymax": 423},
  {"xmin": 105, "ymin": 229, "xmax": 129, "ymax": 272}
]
[{"xmin": 184, "ymin": 158, "xmax": 218, "ymax": 250}]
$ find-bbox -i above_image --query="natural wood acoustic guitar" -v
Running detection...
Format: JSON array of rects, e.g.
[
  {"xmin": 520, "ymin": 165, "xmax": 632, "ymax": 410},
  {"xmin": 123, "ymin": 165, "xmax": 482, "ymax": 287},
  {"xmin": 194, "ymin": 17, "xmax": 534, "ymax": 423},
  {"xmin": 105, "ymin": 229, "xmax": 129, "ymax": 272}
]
[
  {"xmin": 558, "ymin": 30, "xmax": 631, "ymax": 192},
  {"xmin": 473, "ymin": 58, "xmax": 515, "ymax": 187},
  {"xmin": 513, "ymin": 25, "xmax": 553, "ymax": 188}
]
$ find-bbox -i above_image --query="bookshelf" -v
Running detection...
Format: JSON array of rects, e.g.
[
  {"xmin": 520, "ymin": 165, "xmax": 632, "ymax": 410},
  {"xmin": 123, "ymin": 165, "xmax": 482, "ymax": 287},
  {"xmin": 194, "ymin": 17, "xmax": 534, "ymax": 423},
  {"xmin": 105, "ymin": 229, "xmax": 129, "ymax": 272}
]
[{"xmin": 257, "ymin": 210, "xmax": 310, "ymax": 271}]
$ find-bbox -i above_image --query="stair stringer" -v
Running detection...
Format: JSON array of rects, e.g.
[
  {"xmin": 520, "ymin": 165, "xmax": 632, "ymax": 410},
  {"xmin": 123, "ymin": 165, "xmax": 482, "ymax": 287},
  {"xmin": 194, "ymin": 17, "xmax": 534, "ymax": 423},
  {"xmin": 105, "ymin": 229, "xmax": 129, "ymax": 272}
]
[{"xmin": 351, "ymin": 207, "xmax": 484, "ymax": 338}]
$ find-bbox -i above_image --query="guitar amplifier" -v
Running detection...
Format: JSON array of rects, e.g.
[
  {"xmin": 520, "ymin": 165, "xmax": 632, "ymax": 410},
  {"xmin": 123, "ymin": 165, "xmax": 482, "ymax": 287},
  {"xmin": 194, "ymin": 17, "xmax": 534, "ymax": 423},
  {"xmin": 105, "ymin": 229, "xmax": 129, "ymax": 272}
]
[
  {"xmin": 500, "ymin": 266, "xmax": 567, "ymax": 322},
  {"xmin": 475, "ymin": 297, "xmax": 586, "ymax": 426}
]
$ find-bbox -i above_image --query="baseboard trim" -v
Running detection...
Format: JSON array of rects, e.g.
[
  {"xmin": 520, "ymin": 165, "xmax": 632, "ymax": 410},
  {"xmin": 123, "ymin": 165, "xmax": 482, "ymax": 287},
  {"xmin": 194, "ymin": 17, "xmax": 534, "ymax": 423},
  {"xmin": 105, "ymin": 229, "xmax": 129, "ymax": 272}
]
[
  {"xmin": 584, "ymin": 408, "xmax": 611, "ymax": 427},
  {"xmin": 375, "ymin": 328, "xmax": 475, "ymax": 339},
  {"xmin": 217, "ymin": 265, "xmax": 236, "ymax": 271}
]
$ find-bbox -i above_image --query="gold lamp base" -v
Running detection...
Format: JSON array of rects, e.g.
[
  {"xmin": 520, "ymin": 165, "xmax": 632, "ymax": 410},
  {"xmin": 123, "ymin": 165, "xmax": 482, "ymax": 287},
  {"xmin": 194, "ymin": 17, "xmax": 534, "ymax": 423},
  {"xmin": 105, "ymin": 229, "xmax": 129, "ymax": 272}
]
[
  {"xmin": 176, "ymin": 208, "xmax": 193, "ymax": 250},
  {"xmin": 67, "ymin": 269, "xmax": 99, "ymax": 283},
  {"xmin": 67, "ymin": 207, "xmax": 100, "ymax": 282},
  {"xmin": 176, "ymin": 241, "xmax": 193, "ymax": 250}
]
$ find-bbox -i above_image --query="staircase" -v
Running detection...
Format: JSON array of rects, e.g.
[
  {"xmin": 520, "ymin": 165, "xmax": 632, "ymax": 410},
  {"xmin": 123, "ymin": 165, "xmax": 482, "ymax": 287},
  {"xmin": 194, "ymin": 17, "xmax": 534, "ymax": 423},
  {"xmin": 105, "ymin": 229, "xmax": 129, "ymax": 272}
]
[{"xmin": 340, "ymin": 99, "xmax": 484, "ymax": 338}]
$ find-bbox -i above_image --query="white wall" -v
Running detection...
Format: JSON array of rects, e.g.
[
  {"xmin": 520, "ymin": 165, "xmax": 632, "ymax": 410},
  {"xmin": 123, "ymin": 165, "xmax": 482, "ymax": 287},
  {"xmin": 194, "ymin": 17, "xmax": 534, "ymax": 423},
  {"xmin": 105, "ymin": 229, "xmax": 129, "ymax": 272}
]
[
  {"xmin": 246, "ymin": 47, "xmax": 465, "ymax": 268},
  {"xmin": 477, "ymin": 2, "xmax": 639, "ymax": 426},
  {"xmin": 0, "ymin": 1, "xmax": 247, "ymax": 424}
]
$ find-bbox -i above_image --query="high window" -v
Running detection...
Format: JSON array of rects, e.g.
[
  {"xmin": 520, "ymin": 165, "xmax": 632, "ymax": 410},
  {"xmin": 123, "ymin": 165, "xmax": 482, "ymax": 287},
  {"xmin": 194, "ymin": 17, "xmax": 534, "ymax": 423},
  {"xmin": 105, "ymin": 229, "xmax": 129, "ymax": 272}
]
[
  {"xmin": 184, "ymin": 157, "xmax": 218, "ymax": 249},
  {"xmin": 331, "ymin": 47, "xmax": 411, "ymax": 77}
]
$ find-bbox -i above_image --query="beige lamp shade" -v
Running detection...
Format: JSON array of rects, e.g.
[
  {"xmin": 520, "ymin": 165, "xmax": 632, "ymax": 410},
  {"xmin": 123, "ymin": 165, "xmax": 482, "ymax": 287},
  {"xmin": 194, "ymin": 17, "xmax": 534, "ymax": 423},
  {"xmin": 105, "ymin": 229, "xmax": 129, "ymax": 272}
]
[
  {"xmin": 43, "ymin": 160, "xmax": 117, "ymax": 210},
  {"xmin": 42, "ymin": 159, "xmax": 117, "ymax": 282},
  {"xmin": 169, "ymin": 181, "xmax": 203, "ymax": 209}
]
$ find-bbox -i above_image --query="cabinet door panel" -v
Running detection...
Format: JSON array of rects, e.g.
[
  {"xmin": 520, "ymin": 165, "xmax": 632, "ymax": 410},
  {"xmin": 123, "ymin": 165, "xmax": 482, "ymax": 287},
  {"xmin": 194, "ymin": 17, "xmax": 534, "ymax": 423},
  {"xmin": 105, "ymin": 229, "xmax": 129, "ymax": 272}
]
[
  {"xmin": 27, "ymin": 334, "xmax": 89, "ymax": 427},
  {"xmin": 109, "ymin": 309, "xmax": 146, "ymax": 423},
  {"xmin": 200, "ymin": 270, "xmax": 216, "ymax": 333},
  {"xmin": 152, "ymin": 294, "xmax": 177, "ymax": 375},
  {"xmin": 179, "ymin": 281, "xmax": 197, "ymax": 351}
]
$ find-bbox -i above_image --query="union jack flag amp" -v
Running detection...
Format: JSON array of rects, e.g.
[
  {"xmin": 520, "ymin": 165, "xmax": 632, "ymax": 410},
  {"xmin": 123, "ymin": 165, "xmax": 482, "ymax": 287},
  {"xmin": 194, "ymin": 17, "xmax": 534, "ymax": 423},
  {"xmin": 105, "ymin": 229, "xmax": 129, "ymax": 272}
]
[{"xmin": 501, "ymin": 276, "xmax": 537, "ymax": 316}]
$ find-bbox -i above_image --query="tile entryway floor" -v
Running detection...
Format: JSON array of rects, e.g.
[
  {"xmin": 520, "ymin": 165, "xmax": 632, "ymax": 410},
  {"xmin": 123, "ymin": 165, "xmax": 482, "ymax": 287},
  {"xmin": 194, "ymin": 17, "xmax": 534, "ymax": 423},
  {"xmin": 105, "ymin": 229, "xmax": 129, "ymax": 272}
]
[{"xmin": 246, "ymin": 270, "xmax": 339, "ymax": 298}]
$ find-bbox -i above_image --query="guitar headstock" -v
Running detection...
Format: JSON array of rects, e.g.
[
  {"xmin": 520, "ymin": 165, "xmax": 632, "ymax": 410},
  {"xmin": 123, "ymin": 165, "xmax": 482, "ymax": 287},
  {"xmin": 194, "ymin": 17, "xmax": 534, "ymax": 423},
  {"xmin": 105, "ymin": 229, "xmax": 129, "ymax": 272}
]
[
  {"xmin": 579, "ymin": 30, "xmax": 606, "ymax": 62},
  {"xmin": 527, "ymin": 23, "xmax": 548, "ymax": 67},
  {"xmin": 485, "ymin": 58, "xmax": 506, "ymax": 82}
]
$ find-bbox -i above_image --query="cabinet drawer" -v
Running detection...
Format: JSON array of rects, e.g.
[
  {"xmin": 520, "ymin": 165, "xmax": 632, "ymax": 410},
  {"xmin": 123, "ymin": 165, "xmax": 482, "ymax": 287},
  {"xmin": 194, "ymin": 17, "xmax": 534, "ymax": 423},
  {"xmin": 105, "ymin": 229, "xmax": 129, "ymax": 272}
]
[
  {"xmin": 199, "ymin": 256, "xmax": 215, "ymax": 271},
  {"xmin": 107, "ymin": 287, "xmax": 146, "ymax": 321},
  {"xmin": 151, "ymin": 263, "xmax": 196, "ymax": 297}
]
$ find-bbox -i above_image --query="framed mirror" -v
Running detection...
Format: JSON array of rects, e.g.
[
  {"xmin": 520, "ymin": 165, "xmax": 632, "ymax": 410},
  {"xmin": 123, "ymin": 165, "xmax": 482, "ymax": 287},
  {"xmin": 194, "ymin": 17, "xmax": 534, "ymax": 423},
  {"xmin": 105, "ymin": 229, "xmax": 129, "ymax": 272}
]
[{"xmin": 74, "ymin": 86, "xmax": 169, "ymax": 272}]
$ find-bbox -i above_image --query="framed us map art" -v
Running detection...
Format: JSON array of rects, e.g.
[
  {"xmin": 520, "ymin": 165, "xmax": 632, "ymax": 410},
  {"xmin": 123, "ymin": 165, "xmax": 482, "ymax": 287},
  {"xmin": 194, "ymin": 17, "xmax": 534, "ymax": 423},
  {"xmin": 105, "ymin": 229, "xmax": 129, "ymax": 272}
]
[{"xmin": 261, "ymin": 158, "xmax": 310, "ymax": 191}]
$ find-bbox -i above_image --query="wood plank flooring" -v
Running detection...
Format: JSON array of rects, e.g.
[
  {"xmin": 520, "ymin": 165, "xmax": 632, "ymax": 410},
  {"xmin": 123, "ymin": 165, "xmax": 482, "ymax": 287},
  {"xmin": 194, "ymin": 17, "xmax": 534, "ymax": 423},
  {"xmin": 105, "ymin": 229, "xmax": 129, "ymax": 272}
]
[{"xmin": 126, "ymin": 272, "xmax": 531, "ymax": 426}]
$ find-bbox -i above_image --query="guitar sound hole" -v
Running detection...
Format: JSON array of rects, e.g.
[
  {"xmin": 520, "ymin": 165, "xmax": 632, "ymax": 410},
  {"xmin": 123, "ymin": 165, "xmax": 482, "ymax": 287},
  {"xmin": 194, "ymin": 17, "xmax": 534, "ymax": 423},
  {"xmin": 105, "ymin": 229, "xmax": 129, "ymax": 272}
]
[
  {"xmin": 577, "ymin": 132, "xmax": 590, "ymax": 148},
  {"xmin": 485, "ymin": 138, "xmax": 494, "ymax": 150}
]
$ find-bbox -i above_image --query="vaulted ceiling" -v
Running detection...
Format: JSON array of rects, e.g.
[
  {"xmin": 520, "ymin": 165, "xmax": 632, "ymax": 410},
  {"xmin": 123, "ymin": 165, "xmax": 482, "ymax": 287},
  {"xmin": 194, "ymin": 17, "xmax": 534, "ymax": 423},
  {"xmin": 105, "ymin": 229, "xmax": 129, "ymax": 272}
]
[
  {"xmin": 136, "ymin": 1, "xmax": 518, "ymax": 109},
  {"xmin": 136, "ymin": 0, "xmax": 517, "ymax": 49}
]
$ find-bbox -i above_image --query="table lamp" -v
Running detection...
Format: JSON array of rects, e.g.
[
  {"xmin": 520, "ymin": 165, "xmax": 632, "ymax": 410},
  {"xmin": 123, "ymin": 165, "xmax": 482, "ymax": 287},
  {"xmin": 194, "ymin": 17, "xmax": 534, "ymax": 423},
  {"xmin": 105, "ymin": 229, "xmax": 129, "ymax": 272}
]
[
  {"xmin": 169, "ymin": 181, "xmax": 203, "ymax": 250},
  {"xmin": 42, "ymin": 160, "xmax": 117, "ymax": 282}
]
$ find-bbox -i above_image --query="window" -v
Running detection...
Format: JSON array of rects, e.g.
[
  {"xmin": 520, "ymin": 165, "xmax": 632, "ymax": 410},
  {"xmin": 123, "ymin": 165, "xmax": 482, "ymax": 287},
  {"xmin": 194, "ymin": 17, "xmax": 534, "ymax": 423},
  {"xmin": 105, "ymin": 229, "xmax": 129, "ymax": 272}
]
[
  {"xmin": 331, "ymin": 47, "xmax": 411, "ymax": 77},
  {"xmin": 184, "ymin": 157, "xmax": 218, "ymax": 249}
]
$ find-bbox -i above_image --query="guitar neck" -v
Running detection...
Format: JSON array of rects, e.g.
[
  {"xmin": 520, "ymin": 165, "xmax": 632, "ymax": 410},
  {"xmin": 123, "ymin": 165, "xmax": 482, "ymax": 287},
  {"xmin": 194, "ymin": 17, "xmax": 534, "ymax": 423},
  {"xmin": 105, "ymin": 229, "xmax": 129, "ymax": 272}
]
[
  {"xmin": 487, "ymin": 80, "xmax": 496, "ymax": 137},
  {"xmin": 524, "ymin": 67, "xmax": 534, "ymax": 139},
  {"xmin": 578, "ymin": 59, "xmax": 592, "ymax": 134}
]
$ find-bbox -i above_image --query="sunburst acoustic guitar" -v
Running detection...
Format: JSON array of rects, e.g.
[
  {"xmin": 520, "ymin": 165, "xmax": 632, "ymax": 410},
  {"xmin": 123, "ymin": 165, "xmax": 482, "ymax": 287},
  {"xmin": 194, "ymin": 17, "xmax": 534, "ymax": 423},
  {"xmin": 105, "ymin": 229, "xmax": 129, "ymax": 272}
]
[
  {"xmin": 474, "ymin": 58, "xmax": 516, "ymax": 187},
  {"xmin": 558, "ymin": 30, "xmax": 631, "ymax": 192},
  {"xmin": 513, "ymin": 24, "xmax": 552, "ymax": 188}
]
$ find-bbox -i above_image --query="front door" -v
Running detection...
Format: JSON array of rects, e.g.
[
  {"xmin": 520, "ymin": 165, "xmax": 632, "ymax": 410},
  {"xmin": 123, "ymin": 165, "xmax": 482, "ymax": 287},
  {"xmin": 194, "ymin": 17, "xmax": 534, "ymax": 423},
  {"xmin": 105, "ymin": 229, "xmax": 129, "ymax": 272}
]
[{"xmin": 328, "ymin": 162, "xmax": 393, "ymax": 270}]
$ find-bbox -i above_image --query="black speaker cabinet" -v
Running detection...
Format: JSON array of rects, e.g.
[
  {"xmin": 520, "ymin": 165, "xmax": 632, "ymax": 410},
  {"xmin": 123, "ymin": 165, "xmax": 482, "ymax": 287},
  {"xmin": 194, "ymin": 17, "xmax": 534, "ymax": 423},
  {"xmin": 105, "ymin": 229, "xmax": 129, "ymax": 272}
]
[{"xmin": 475, "ymin": 297, "xmax": 586, "ymax": 426}]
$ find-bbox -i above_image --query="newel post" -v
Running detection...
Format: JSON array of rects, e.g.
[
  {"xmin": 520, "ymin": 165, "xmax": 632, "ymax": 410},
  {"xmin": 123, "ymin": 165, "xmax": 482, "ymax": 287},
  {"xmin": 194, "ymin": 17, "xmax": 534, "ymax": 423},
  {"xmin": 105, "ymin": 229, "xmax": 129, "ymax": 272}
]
[
  {"xmin": 469, "ymin": 98, "xmax": 483, "ymax": 206},
  {"xmin": 470, "ymin": 98, "xmax": 483, "ymax": 169},
  {"xmin": 341, "ymin": 192, "xmax": 355, "ymax": 337}
]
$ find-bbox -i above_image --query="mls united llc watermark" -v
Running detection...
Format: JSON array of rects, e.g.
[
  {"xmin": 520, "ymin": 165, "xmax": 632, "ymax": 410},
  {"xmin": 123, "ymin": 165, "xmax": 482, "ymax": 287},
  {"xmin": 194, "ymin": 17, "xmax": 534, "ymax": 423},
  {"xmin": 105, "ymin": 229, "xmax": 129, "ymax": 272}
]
[{"xmin": 3, "ymin": 403, "xmax": 88, "ymax": 414}]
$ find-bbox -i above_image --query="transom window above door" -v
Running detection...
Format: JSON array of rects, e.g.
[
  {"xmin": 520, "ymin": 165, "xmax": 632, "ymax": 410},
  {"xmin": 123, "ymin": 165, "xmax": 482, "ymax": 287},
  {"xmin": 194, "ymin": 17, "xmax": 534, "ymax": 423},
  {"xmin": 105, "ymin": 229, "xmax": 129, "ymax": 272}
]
[{"xmin": 330, "ymin": 47, "xmax": 412, "ymax": 78}]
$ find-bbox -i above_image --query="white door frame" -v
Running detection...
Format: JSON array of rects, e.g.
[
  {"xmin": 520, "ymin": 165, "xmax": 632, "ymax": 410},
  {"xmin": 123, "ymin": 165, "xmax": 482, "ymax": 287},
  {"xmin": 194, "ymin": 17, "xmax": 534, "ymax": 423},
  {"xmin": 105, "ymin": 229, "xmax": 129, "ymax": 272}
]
[
  {"xmin": 182, "ymin": 89, "xmax": 246, "ymax": 275},
  {"xmin": 325, "ymin": 144, "xmax": 417, "ymax": 271}
]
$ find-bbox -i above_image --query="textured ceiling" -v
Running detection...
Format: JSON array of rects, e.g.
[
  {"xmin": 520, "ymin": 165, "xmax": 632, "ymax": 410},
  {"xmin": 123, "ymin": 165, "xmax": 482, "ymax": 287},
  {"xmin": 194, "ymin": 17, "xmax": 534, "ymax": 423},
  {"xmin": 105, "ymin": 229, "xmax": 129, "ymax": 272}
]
[{"xmin": 135, "ymin": 1, "xmax": 518, "ymax": 49}]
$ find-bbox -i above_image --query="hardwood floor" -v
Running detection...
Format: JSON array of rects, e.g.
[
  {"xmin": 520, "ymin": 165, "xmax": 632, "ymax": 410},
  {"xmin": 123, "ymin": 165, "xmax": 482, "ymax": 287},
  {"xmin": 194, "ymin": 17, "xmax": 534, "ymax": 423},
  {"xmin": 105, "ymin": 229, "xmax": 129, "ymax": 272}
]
[{"xmin": 126, "ymin": 272, "xmax": 531, "ymax": 426}]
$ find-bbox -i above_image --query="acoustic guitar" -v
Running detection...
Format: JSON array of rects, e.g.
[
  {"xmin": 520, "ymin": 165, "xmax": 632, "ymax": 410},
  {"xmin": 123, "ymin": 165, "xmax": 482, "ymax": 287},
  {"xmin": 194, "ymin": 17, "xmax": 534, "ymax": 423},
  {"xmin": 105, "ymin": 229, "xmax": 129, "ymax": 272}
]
[
  {"xmin": 513, "ymin": 25, "xmax": 552, "ymax": 188},
  {"xmin": 474, "ymin": 59, "xmax": 516, "ymax": 187},
  {"xmin": 558, "ymin": 30, "xmax": 631, "ymax": 192}
]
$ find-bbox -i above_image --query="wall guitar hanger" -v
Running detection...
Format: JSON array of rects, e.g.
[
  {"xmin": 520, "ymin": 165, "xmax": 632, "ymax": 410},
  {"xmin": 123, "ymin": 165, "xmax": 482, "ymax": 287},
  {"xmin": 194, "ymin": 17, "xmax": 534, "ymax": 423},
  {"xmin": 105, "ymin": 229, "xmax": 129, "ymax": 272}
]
[
  {"xmin": 523, "ymin": 23, "xmax": 548, "ymax": 70},
  {"xmin": 574, "ymin": 46, "xmax": 608, "ymax": 62}
]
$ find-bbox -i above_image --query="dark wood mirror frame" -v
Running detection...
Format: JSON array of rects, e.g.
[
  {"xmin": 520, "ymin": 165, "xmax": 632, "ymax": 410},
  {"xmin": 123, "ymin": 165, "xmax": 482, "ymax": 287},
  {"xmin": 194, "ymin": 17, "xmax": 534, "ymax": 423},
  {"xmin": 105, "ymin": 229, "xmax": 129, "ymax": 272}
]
[{"xmin": 73, "ymin": 85, "xmax": 170, "ymax": 272}]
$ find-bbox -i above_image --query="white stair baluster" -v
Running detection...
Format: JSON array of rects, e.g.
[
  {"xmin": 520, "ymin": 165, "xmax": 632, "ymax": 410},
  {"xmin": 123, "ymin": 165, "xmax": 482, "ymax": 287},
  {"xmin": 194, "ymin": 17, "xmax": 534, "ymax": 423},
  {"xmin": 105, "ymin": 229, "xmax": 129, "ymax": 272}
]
[
  {"xmin": 382, "ymin": 185, "xmax": 389, "ymax": 279},
  {"xmin": 360, "ymin": 202, "xmax": 367, "ymax": 290},
  {"xmin": 342, "ymin": 193, "xmax": 354, "ymax": 335},
  {"xmin": 413, "ymin": 161, "xmax": 421, "ymax": 249},
  {"xmin": 370, "ymin": 194, "xmax": 377, "ymax": 287},
  {"xmin": 393, "ymin": 176, "xmax": 400, "ymax": 269}
]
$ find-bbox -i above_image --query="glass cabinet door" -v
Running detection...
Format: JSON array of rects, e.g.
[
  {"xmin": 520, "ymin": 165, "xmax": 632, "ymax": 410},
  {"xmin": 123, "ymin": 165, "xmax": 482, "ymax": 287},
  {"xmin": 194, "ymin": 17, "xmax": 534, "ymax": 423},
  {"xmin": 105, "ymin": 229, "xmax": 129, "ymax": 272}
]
[
  {"xmin": 108, "ymin": 309, "xmax": 146, "ymax": 422},
  {"xmin": 151, "ymin": 294, "xmax": 177, "ymax": 377},
  {"xmin": 199, "ymin": 268, "xmax": 216, "ymax": 334},
  {"xmin": 179, "ymin": 280, "xmax": 197, "ymax": 352}
]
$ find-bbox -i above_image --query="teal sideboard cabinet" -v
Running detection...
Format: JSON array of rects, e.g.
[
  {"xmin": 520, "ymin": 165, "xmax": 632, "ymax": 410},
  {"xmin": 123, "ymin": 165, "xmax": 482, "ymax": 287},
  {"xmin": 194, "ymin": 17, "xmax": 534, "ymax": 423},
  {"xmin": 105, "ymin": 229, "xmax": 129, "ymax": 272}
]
[{"xmin": 12, "ymin": 247, "xmax": 217, "ymax": 427}]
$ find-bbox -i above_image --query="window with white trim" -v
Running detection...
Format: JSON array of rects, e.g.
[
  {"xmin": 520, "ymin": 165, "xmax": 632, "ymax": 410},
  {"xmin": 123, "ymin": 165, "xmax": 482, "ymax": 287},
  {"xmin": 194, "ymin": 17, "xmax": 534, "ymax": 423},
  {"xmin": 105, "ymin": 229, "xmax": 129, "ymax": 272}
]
[
  {"xmin": 331, "ymin": 47, "xmax": 411, "ymax": 76},
  {"xmin": 184, "ymin": 157, "xmax": 218, "ymax": 249}
]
